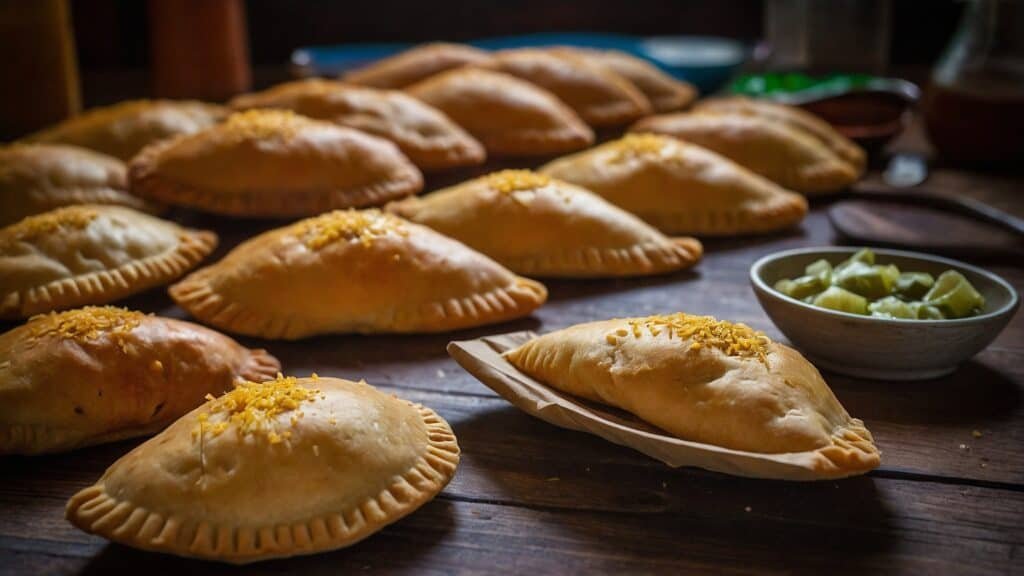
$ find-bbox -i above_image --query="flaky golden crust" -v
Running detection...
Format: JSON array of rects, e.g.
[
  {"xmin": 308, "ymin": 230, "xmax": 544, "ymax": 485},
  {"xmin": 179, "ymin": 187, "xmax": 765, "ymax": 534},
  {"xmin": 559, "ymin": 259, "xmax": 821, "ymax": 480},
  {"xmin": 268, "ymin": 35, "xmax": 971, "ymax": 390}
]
[
  {"xmin": 0, "ymin": 205, "xmax": 217, "ymax": 319},
  {"xmin": 406, "ymin": 68, "xmax": 594, "ymax": 157},
  {"xmin": 504, "ymin": 315, "xmax": 880, "ymax": 479},
  {"xmin": 0, "ymin": 308, "xmax": 280, "ymax": 454},
  {"xmin": 343, "ymin": 42, "xmax": 495, "ymax": 88},
  {"xmin": 539, "ymin": 134, "xmax": 807, "ymax": 236},
  {"xmin": 493, "ymin": 48, "xmax": 651, "ymax": 127},
  {"xmin": 0, "ymin": 143, "xmax": 160, "ymax": 227},
  {"xmin": 569, "ymin": 48, "xmax": 698, "ymax": 113},
  {"xmin": 229, "ymin": 79, "xmax": 485, "ymax": 171},
  {"xmin": 387, "ymin": 170, "xmax": 702, "ymax": 277},
  {"xmin": 695, "ymin": 97, "xmax": 866, "ymax": 173},
  {"xmin": 24, "ymin": 100, "xmax": 226, "ymax": 161},
  {"xmin": 632, "ymin": 112, "xmax": 860, "ymax": 195},
  {"xmin": 66, "ymin": 377, "xmax": 459, "ymax": 564},
  {"xmin": 129, "ymin": 110, "xmax": 423, "ymax": 217},
  {"xmin": 169, "ymin": 209, "xmax": 547, "ymax": 339}
]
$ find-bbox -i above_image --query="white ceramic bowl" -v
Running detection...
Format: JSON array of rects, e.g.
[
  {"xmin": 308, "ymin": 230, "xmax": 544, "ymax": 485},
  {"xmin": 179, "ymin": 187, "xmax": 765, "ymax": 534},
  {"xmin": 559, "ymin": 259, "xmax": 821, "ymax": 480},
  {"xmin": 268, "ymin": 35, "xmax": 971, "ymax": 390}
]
[{"xmin": 750, "ymin": 247, "xmax": 1019, "ymax": 380}]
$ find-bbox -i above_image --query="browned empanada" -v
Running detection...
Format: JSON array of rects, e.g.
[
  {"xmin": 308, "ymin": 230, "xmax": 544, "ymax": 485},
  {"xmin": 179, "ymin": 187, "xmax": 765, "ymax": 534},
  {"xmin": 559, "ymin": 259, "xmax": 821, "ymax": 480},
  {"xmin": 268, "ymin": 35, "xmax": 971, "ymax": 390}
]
[
  {"xmin": 0, "ymin": 306, "xmax": 280, "ymax": 454},
  {"xmin": 228, "ymin": 79, "xmax": 485, "ymax": 171},
  {"xmin": 0, "ymin": 143, "xmax": 158, "ymax": 227},
  {"xmin": 564, "ymin": 48, "xmax": 698, "ymax": 112},
  {"xmin": 24, "ymin": 99, "xmax": 226, "ymax": 161},
  {"xmin": 1, "ymin": 205, "xmax": 216, "ymax": 319},
  {"xmin": 388, "ymin": 170, "xmax": 702, "ymax": 277},
  {"xmin": 130, "ymin": 110, "xmax": 423, "ymax": 217},
  {"xmin": 492, "ymin": 48, "xmax": 651, "ymax": 127},
  {"xmin": 343, "ymin": 42, "xmax": 494, "ymax": 88},
  {"xmin": 407, "ymin": 68, "xmax": 594, "ymax": 157},
  {"xmin": 170, "ymin": 209, "xmax": 547, "ymax": 339}
]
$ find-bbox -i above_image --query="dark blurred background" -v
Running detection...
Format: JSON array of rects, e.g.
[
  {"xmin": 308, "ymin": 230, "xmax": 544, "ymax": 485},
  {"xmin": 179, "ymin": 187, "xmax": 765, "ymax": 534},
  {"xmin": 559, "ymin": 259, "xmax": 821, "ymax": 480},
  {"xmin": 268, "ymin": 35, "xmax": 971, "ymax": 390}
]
[{"xmin": 73, "ymin": 0, "xmax": 962, "ymax": 105}]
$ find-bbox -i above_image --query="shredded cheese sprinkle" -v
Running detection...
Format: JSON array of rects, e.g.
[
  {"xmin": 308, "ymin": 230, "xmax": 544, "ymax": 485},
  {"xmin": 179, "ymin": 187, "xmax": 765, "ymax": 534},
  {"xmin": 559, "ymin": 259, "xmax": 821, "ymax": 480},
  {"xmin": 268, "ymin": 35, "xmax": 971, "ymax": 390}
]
[
  {"xmin": 297, "ymin": 209, "xmax": 406, "ymax": 250},
  {"xmin": 486, "ymin": 170, "xmax": 551, "ymax": 194},
  {"xmin": 605, "ymin": 313, "xmax": 771, "ymax": 365},
  {"xmin": 608, "ymin": 133, "xmax": 670, "ymax": 163},
  {"xmin": 28, "ymin": 306, "xmax": 145, "ymax": 351},
  {"xmin": 223, "ymin": 109, "xmax": 306, "ymax": 141},
  {"xmin": 3, "ymin": 206, "xmax": 98, "ymax": 245},
  {"xmin": 193, "ymin": 373, "xmax": 319, "ymax": 444}
]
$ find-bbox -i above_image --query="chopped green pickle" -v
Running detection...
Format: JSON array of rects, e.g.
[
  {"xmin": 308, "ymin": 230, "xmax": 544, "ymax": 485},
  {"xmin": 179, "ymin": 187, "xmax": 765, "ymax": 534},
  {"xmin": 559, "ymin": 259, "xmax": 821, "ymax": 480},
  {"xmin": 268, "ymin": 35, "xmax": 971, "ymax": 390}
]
[
  {"xmin": 911, "ymin": 302, "xmax": 946, "ymax": 320},
  {"xmin": 805, "ymin": 259, "xmax": 833, "ymax": 283},
  {"xmin": 868, "ymin": 296, "xmax": 916, "ymax": 319},
  {"xmin": 924, "ymin": 270, "xmax": 986, "ymax": 318},
  {"xmin": 772, "ymin": 248, "xmax": 984, "ymax": 320},
  {"xmin": 812, "ymin": 286, "xmax": 869, "ymax": 315},
  {"xmin": 774, "ymin": 275, "xmax": 827, "ymax": 299},
  {"xmin": 834, "ymin": 262, "xmax": 900, "ymax": 299},
  {"xmin": 895, "ymin": 272, "xmax": 935, "ymax": 300}
]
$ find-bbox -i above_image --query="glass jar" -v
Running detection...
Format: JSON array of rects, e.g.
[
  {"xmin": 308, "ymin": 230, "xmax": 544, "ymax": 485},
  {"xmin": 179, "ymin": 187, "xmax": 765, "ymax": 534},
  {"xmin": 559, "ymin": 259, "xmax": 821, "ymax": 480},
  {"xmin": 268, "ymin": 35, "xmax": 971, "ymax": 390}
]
[{"xmin": 924, "ymin": 0, "xmax": 1024, "ymax": 166}]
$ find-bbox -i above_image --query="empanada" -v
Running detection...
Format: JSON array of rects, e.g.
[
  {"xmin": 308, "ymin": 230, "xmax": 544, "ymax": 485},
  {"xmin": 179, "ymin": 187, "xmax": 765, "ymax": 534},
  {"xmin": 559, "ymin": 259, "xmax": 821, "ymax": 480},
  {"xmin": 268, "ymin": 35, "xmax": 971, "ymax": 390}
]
[
  {"xmin": 129, "ymin": 110, "xmax": 423, "ymax": 217},
  {"xmin": 492, "ymin": 48, "xmax": 651, "ymax": 127},
  {"xmin": 66, "ymin": 375, "xmax": 459, "ymax": 563},
  {"xmin": 566, "ymin": 48, "xmax": 698, "ymax": 113},
  {"xmin": 0, "ymin": 205, "xmax": 216, "ymax": 319},
  {"xmin": 632, "ymin": 111, "xmax": 860, "ymax": 194},
  {"xmin": 0, "ymin": 306, "xmax": 280, "ymax": 454},
  {"xmin": 343, "ymin": 42, "xmax": 494, "ymax": 88},
  {"xmin": 229, "ymin": 79, "xmax": 485, "ymax": 171},
  {"xmin": 0, "ymin": 143, "xmax": 158, "ymax": 227},
  {"xmin": 387, "ymin": 170, "xmax": 702, "ymax": 277},
  {"xmin": 505, "ymin": 313, "xmax": 880, "ymax": 478},
  {"xmin": 695, "ymin": 96, "xmax": 866, "ymax": 172},
  {"xmin": 24, "ymin": 99, "xmax": 226, "ymax": 161},
  {"xmin": 539, "ymin": 134, "xmax": 807, "ymax": 236},
  {"xmin": 406, "ymin": 68, "xmax": 594, "ymax": 157},
  {"xmin": 170, "ymin": 209, "xmax": 547, "ymax": 339}
]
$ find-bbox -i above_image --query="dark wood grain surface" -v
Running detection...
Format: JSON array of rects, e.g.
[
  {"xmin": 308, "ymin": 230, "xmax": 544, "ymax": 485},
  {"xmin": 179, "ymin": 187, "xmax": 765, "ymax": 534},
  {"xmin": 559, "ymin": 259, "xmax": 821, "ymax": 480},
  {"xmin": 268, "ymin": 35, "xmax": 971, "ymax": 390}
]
[{"xmin": 1, "ymin": 161, "xmax": 1022, "ymax": 575}]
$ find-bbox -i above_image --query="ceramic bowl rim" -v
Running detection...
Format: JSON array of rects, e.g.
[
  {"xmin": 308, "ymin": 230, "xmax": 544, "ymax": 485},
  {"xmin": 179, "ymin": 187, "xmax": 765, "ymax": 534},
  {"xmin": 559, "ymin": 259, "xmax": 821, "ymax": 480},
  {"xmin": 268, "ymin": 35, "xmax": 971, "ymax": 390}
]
[{"xmin": 750, "ymin": 246, "xmax": 1020, "ymax": 327}]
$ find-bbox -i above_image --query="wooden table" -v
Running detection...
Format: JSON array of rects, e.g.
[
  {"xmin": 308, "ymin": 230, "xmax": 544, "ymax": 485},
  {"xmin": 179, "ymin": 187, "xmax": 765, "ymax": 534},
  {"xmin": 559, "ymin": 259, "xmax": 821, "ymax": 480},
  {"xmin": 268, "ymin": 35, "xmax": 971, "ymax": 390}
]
[{"xmin": 1, "ymin": 160, "xmax": 1022, "ymax": 575}]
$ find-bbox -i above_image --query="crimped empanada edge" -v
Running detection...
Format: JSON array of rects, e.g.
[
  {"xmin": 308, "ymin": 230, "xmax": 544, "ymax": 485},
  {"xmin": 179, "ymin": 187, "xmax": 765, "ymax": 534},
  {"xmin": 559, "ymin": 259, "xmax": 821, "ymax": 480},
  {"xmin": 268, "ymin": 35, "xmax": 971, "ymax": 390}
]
[
  {"xmin": 1, "ymin": 228, "xmax": 218, "ymax": 319},
  {"xmin": 65, "ymin": 403, "xmax": 459, "ymax": 564},
  {"xmin": 170, "ymin": 271, "xmax": 547, "ymax": 339},
  {"xmin": 129, "ymin": 144, "xmax": 424, "ymax": 217}
]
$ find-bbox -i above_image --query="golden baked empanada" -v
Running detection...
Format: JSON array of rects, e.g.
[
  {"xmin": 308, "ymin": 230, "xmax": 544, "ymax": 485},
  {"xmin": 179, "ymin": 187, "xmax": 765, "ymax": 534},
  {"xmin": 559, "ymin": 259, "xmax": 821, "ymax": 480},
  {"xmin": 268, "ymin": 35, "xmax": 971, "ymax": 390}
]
[
  {"xmin": 388, "ymin": 170, "xmax": 702, "ymax": 277},
  {"xmin": 566, "ymin": 48, "xmax": 698, "ymax": 113},
  {"xmin": 343, "ymin": 41, "xmax": 494, "ymax": 88},
  {"xmin": 505, "ymin": 313, "xmax": 880, "ymax": 478},
  {"xmin": 632, "ymin": 111, "xmax": 860, "ymax": 194},
  {"xmin": 0, "ymin": 143, "xmax": 158, "ymax": 227},
  {"xmin": 406, "ymin": 68, "xmax": 594, "ymax": 157},
  {"xmin": 24, "ymin": 99, "xmax": 226, "ymax": 161},
  {"xmin": 695, "ymin": 96, "xmax": 866, "ymax": 172},
  {"xmin": 229, "ymin": 79, "xmax": 485, "ymax": 172},
  {"xmin": 0, "ymin": 205, "xmax": 216, "ymax": 319},
  {"xmin": 66, "ymin": 375, "xmax": 459, "ymax": 563},
  {"xmin": 492, "ymin": 48, "xmax": 651, "ymax": 127},
  {"xmin": 130, "ymin": 110, "xmax": 423, "ymax": 217},
  {"xmin": 0, "ymin": 306, "xmax": 280, "ymax": 454},
  {"xmin": 539, "ymin": 134, "xmax": 807, "ymax": 236},
  {"xmin": 170, "ymin": 209, "xmax": 547, "ymax": 339}
]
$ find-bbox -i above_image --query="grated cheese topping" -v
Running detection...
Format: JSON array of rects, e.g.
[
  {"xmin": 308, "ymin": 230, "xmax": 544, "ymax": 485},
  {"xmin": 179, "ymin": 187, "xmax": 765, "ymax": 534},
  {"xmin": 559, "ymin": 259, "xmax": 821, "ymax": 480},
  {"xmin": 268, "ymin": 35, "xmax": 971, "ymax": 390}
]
[
  {"xmin": 194, "ymin": 373, "xmax": 321, "ymax": 444},
  {"xmin": 222, "ymin": 109, "xmax": 307, "ymax": 141},
  {"xmin": 297, "ymin": 208, "xmax": 407, "ymax": 250},
  {"xmin": 28, "ymin": 306, "xmax": 145, "ymax": 352},
  {"xmin": 3, "ymin": 206, "xmax": 98, "ymax": 246},
  {"xmin": 608, "ymin": 133, "xmax": 670, "ymax": 163},
  {"xmin": 485, "ymin": 170, "xmax": 551, "ymax": 194},
  {"xmin": 605, "ymin": 313, "xmax": 771, "ymax": 365}
]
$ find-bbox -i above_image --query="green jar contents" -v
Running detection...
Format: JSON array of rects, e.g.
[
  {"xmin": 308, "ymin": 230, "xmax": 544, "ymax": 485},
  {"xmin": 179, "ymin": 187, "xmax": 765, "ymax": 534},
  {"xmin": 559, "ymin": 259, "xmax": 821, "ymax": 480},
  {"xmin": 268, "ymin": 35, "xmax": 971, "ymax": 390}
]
[{"xmin": 773, "ymin": 249, "xmax": 986, "ymax": 319}]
